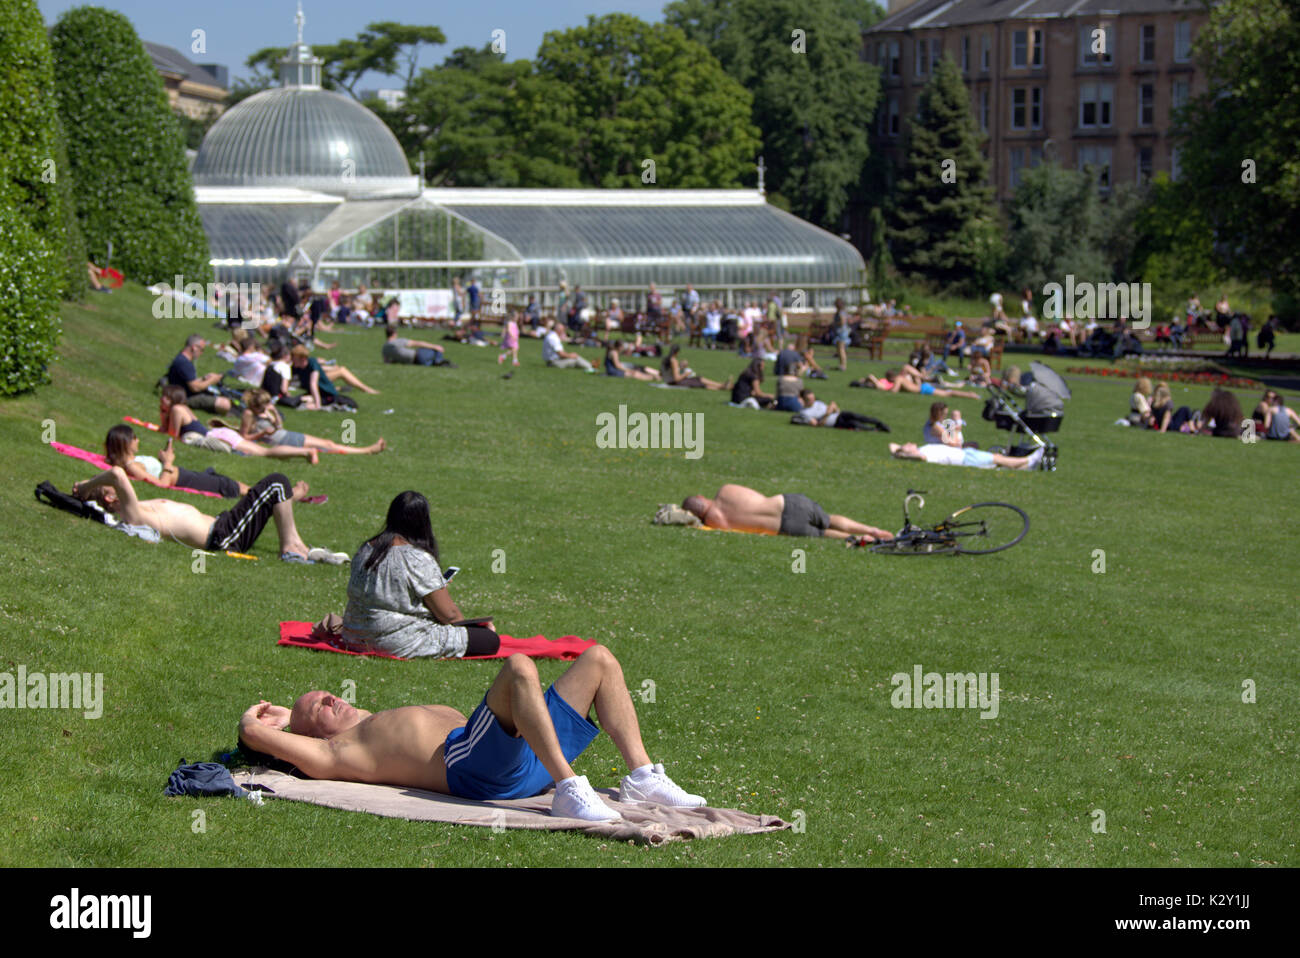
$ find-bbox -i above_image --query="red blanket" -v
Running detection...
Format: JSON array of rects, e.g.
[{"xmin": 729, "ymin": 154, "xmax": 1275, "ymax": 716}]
[
  {"xmin": 51, "ymin": 441, "xmax": 221, "ymax": 498},
  {"xmin": 277, "ymin": 621, "xmax": 596, "ymax": 660}
]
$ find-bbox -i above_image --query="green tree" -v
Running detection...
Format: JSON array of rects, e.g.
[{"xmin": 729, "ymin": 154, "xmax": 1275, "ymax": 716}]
[
  {"xmin": 0, "ymin": 205, "xmax": 61, "ymax": 396},
  {"xmin": 534, "ymin": 14, "xmax": 760, "ymax": 189},
  {"xmin": 379, "ymin": 46, "xmax": 579, "ymax": 188},
  {"xmin": 1129, "ymin": 175, "xmax": 1221, "ymax": 321},
  {"xmin": 1179, "ymin": 0, "xmax": 1299, "ymax": 306},
  {"xmin": 50, "ymin": 6, "xmax": 211, "ymax": 287},
  {"xmin": 0, "ymin": 0, "xmax": 86, "ymax": 300},
  {"xmin": 174, "ymin": 105, "xmax": 221, "ymax": 151},
  {"xmin": 665, "ymin": 0, "xmax": 880, "ymax": 225},
  {"xmin": 1004, "ymin": 161, "xmax": 1107, "ymax": 293},
  {"xmin": 886, "ymin": 56, "xmax": 994, "ymax": 290}
]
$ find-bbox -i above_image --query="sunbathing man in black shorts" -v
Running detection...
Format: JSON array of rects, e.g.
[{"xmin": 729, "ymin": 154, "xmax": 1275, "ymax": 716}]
[
  {"xmin": 680, "ymin": 484, "xmax": 892, "ymax": 541},
  {"xmin": 73, "ymin": 467, "xmax": 346, "ymax": 562}
]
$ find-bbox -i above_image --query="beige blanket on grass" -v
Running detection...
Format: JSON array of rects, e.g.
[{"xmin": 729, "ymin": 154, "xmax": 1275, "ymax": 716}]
[{"xmin": 232, "ymin": 767, "xmax": 787, "ymax": 845}]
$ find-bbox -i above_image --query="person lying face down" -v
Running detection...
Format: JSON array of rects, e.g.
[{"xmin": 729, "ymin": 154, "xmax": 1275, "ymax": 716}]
[
  {"xmin": 238, "ymin": 646, "xmax": 705, "ymax": 823},
  {"xmin": 680, "ymin": 483, "xmax": 893, "ymax": 541}
]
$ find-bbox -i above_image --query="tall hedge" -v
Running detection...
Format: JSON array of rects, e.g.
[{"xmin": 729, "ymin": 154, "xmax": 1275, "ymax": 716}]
[
  {"xmin": 0, "ymin": 0, "xmax": 86, "ymax": 299},
  {"xmin": 50, "ymin": 6, "xmax": 211, "ymax": 287},
  {"xmin": 0, "ymin": 205, "xmax": 61, "ymax": 396}
]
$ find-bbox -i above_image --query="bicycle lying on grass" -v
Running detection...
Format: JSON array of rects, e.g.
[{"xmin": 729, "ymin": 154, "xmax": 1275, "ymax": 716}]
[{"xmin": 850, "ymin": 490, "xmax": 1029, "ymax": 555}]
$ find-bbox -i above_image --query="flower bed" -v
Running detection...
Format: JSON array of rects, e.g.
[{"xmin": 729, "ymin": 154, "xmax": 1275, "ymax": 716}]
[{"xmin": 1066, "ymin": 366, "xmax": 1262, "ymax": 389}]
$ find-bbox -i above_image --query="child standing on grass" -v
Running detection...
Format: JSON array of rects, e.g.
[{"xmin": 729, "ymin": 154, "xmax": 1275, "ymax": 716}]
[{"xmin": 498, "ymin": 311, "xmax": 520, "ymax": 366}]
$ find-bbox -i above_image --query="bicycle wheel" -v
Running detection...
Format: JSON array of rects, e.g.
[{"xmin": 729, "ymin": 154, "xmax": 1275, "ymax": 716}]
[
  {"xmin": 942, "ymin": 503, "xmax": 1029, "ymax": 555},
  {"xmin": 870, "ymin": 533, "xmax": 959, "ymax": 556}
]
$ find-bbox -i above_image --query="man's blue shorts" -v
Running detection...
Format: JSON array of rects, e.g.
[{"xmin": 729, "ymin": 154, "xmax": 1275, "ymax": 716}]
[
  {"xmin": 920, "ymin": 382, "xmax": 935, "ymax": 395},
  {"xmin": 442, "ymin": 686, "xmax": 600, "ymax": 800}
]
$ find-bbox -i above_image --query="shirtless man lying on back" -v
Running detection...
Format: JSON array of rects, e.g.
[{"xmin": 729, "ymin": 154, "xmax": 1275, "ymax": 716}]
[
  {"xmin": 238, "ymin": 646, "xmax": 704, "ymax": 822},
  {"xmin": 681, "ymin": 483, "xmax": 893, "ymax": 541},
  {"xmin": 72, "ymin": 466, "xmax": 343, "ymax": 562}
]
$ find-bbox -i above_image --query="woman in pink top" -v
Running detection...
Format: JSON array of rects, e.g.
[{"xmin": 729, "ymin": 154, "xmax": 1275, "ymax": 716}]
[{"xmin": 498, "ymin": 311, "xmax": 520, "ymax": 366}]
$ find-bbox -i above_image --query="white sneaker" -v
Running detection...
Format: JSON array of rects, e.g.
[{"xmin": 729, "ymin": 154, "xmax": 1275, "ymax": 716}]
[
  {"xmin": 551, "ymin": 775, "xmax": 619, "ymax": 822},
  {"xmin": 619, "ymin": 763, "xmax": 706, "ymax": 807},
  {"xmin": 307, "ymin": 547, "xmax": 350, "ymax": 565},
  {"xmin": 1025, "ymin": 447, "xmax": 1045, "ymax": 471}
]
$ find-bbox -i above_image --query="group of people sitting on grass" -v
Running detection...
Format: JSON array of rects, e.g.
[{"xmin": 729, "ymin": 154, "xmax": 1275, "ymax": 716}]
[{"xmin": 1125, "ymin": 379, "xmax": 1299, "ymax": 440}]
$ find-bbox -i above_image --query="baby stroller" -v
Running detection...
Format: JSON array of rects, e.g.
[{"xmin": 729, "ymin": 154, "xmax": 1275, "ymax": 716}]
[{"xmin": 982, "ymin": 361, "xmax": 1069, "ymax": 471}]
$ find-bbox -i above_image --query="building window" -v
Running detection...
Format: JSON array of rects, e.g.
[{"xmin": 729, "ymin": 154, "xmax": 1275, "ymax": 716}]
[
  {"xmin": 889, "ymin": 97, "xmax": 900, "ymax": 136},
  {"xmin": 1140, "ymin": 25, "xmax": 1156, "ymax": 63},
  {"xmin": 980, "ymin": 89, "xmax": 989, "ymax": 131},
  {"xmin": 1009, "ymin": 146, "xmax": 1044, "ymax": 189},
  {"xmin": 1078, "ymin": 145, "xmax": 1112, "ymax": 190},
  {"xmin": 1080, "ymin": 24, "xmax": 1113, "ymax": 66},
  {"xmin": 981, "ymin": 34, "xmax": 990, "ymax": 72},
  {"xmin": 1010, "ymin": 88, "xmax": 1043, "ymax": 130},
  {"xmin": 915, "ymin": 38, "xmax": 928, "ymax": 77},
  {"xmin": 1171, "ymin": 78, "xmax": 1190, "ymax": 112},
  {"xmin": 890, "ymin": 41, "xmax": 901, "ymax": 77},
  {"xmin": 931, "ymin": 38, "xmax": 942, "ymax": 70},
  {"xmin": 1174, "ymin": 21, "xmax": 1192, "ymax": 62},
  {"xmin": 1012, "ymin": 28, "xmax": 1043, "ymax": 68},
  {"xmin": 962, "ymin": 35, "xmax": 970, "ymax": 73},
  {"xmin": 1138, "ymin": 147, "xmax": 1153, "ymax": 184},
  {"xmin": 1079, "ymin": 83, "xmax": 1114, "ymax": 128},
  {"xmin": 1139, "ymin": 84, "xmax": 1154, "ymax": 126}
]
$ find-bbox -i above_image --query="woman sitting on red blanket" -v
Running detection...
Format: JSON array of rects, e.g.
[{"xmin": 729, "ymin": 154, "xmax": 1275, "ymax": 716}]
[
  {"xmin": 104, "ymin": 424, "xmax": 248, "ymax": 498},
  {"xmin": 340, "ymin": 491, "xmax": 500, "ymax": 659}
]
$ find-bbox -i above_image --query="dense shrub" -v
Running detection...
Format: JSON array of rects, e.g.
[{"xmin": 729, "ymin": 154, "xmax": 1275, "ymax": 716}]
[
  {"xmin": 0, "ymin": 204, "xmax": 62, "ymax": 396},
  {"xmin": 50, "ymin": 6, "xmax": 211, "ymax": 287},
  {"xmin": 0, "ymin": 0, "xmax": 87, "ymax": 299}
]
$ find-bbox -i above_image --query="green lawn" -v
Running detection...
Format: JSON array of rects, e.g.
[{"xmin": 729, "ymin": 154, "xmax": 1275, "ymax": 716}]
[{"xmin": 1, "ymin": 283, "xmax": 1295, "ymax": 867}]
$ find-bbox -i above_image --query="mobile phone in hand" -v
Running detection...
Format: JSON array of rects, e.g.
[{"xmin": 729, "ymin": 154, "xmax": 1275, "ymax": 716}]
[{"xmin": 444, "ymin": 566, "xmax": 459, "ymax": 581}]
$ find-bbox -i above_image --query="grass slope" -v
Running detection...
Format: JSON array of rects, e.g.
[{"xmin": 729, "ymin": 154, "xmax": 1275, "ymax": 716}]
[{"xmin": 1, "ymin": 284, "xmax": 1295, "ymax": 867}]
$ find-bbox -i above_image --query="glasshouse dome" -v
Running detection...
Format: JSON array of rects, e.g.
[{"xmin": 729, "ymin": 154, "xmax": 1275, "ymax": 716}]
[
  {"xmin": 192, "ymin": 8, "xmax": 414, "ymax": 194},
  {"xmin": 193, "ymin": 86, "xmax": 414, "ymax": 191}
]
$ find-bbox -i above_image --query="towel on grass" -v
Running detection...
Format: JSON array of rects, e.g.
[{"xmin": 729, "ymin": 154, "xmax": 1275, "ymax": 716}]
[
  {"xmin": 230, "ymin": 767, "xmax": 787, "ymax": 845},
  {"xmin": 50, "ymin": 441, "xmax": 222, "ymax": 498},
  {"xmin": 278, "ymin": 621, "xmax": 595, "ymax": 660}
]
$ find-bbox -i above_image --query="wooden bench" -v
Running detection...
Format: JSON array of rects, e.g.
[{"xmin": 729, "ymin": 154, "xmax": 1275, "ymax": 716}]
[{"xmin": 855, "ymin": 323, "xmax": 888, "ymax": 360}]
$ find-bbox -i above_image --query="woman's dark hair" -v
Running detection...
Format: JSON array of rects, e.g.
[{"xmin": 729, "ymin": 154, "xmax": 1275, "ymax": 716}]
[
  {"xmin": 161, "ymin": 384, "xmax": 188, "ymax": 406},
  {"xmin": 662, "ymin": 343, "xmax": 680, "ymax": 372},
  {"xmin": 744, "ymin": 357, "xmax": 764, "ymax": 382},
  {"xmin": 1203, "ymin": 388, "xmax": 1243, "ymax": 435},
  {"xmin": 364, "ymin": 491, "xmax": 440, "ymax": 570},
  {"xmin": 105, "ymin": 424, "xmax": 136, "ymax": 465}
]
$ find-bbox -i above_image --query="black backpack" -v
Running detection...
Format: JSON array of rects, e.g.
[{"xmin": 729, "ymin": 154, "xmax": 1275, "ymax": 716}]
[{"xmin": 35, "ymin": 480, "xmax": 110, "ymax": 524}]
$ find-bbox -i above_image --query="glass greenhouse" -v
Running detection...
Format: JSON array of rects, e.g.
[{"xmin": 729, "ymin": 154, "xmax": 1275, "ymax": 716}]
[{"xmin": 193, "ymin": 10, "xmax": 866, "ymax": 307}]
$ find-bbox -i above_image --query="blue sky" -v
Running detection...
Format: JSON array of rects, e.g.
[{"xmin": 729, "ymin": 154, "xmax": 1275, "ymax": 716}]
[{"xmin": 37, "ymin": 0, "xmax": 670, "ymax": 85}]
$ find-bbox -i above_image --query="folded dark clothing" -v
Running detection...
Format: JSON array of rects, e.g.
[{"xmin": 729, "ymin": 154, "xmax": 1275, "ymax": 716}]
[{"xmin": 164, "ymin": 760, "xmax": 247, "ymax": 798}]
